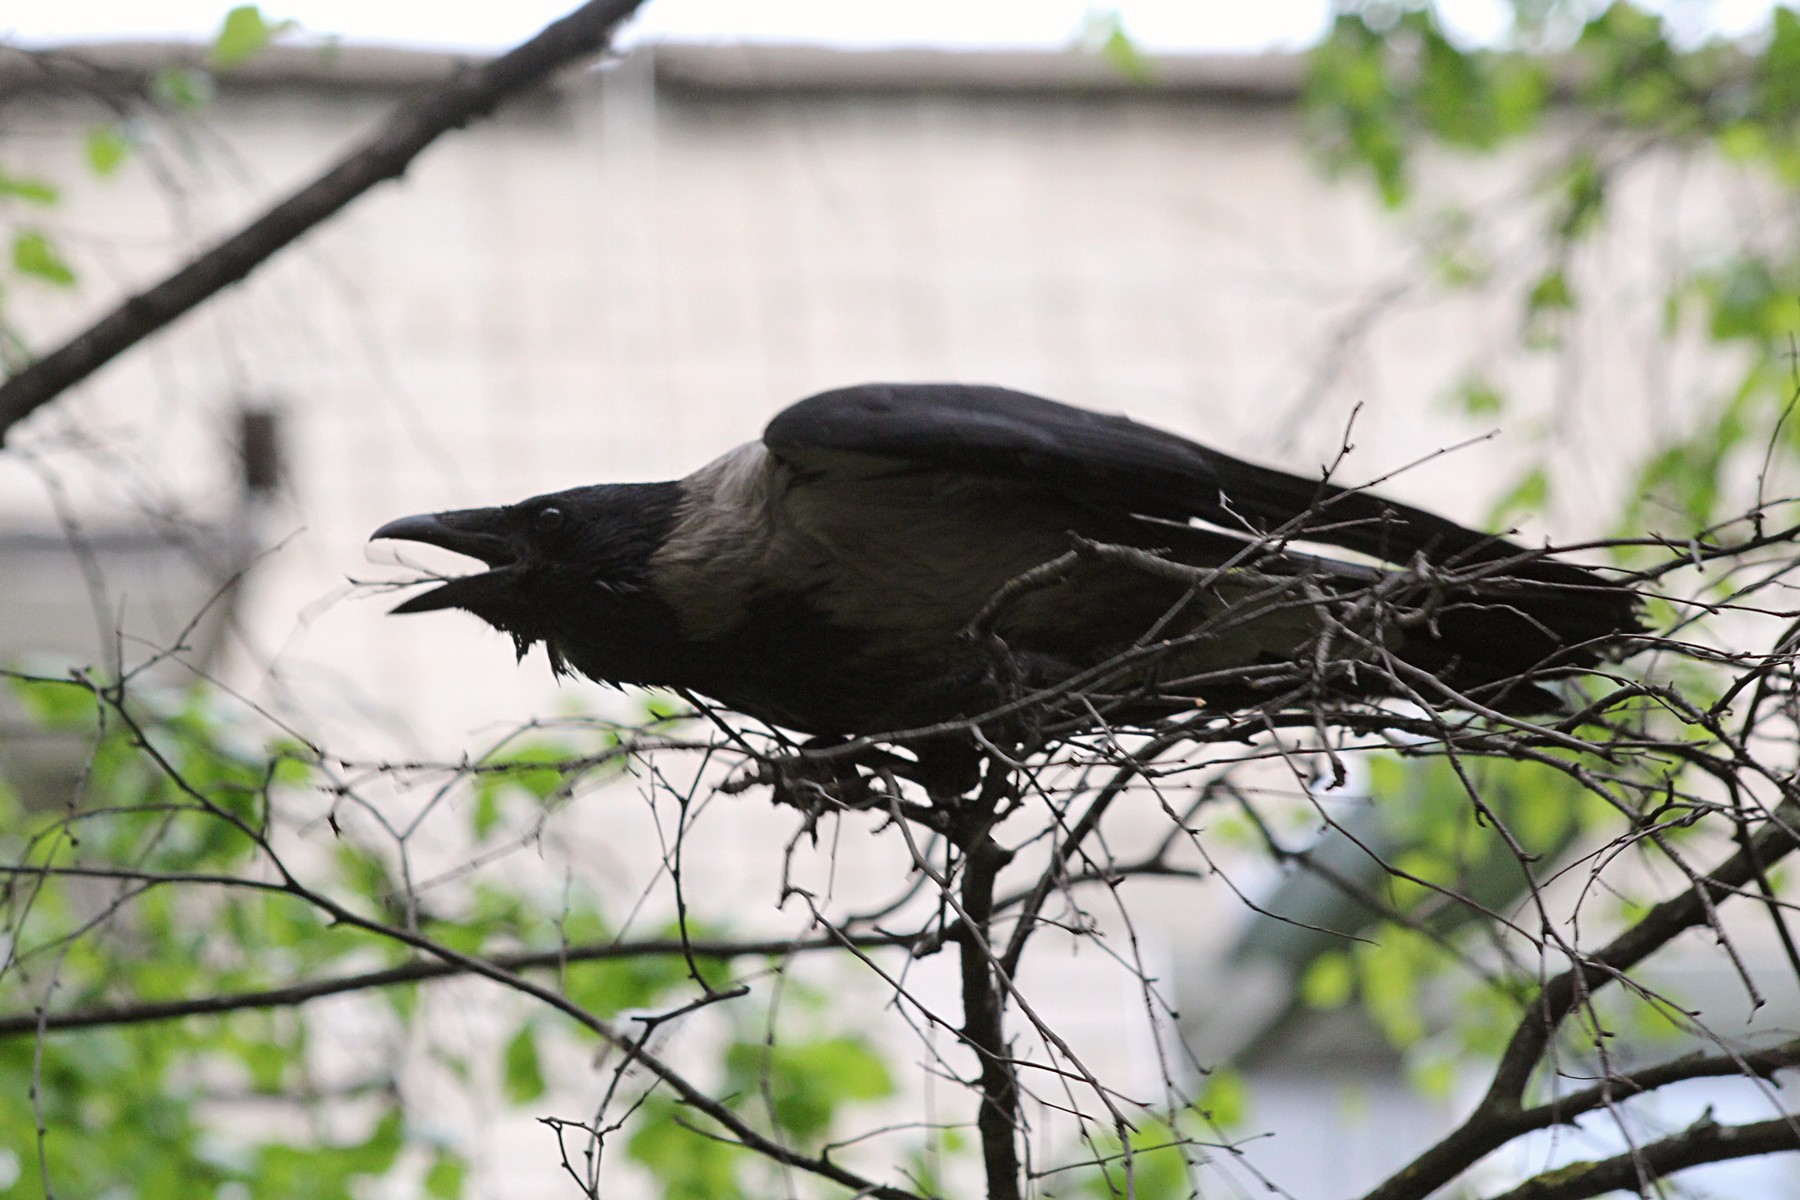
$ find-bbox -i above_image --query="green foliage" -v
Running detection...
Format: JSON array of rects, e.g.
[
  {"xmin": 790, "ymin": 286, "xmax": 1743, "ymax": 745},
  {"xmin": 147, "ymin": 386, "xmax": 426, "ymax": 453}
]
[
  {"xmin": 211, "ymin": 5, "xmax": 297, "ymax": 69},
  {"xmin": 1289, "ymin": 754, "xmax": 1605, "ymax": 1067},
  {"xmin": 0, "ymin": 6, "xmax": 289, "ymax": 362},
  {"xmin": 425, "ymin": 1149, "xmax": 469, "ymax": 1199},
  {"xmin": 1300, "ymin": 949, "xmax": 1356, "ymax": 1009},
  {"xmin": 503, "ymin": 1024, "xmax": 548, "ymax": 1103},
  {"xmin": 1078, "ymin": 9, "xmax": 1153, "ymax": 84},
  {"xmin": 1573, "ymin": 4, "xmax": 1697, "ymax": 130},
  {"xmin": 1307, "ymin": 14, "xmax": 1412, "ymax": 206},
  {"xmin": 10, "ymin": 230, "xmax": 75, "ymax": 287},
  {"xmin": 1451, "ymin": 373, "xmax": 1505, "ymax": 418},
  {"xmin": 0, "ymin": 170, "xmax": 59, "ymax": 206},
  {"xmin": 723, "ymin": 1032, "xmax": 895, "ymax": 1141},
  {"xmin": 1487, "ymin": 463, "xmax": 1550, "ymax": 528},
  {"xmin": 9, "ymin": 674, "xmax": 99, "ymax": 728},
  {"xmin": 248, "ymin": 1110, "xmax": 405, "ymax": 1200},
  {"xmin": 1373, "ymin": 755, "xmax": 1588, "ymax": 917},
  {"xmin": 468, "ymin": 729, "xmax": 635, "ymax": 840},
  {"xmin": 628, "ymin": 1095, "xmax": 750, "ymax": 1200},
  {"xmin": 1195, "ymin": 1065, "xmax": 1248, "ymax": 1129},
  {"xmin": 620, "ymin": 1024, "xmax": 897, "ymax": 1198},
  {"xmin": 1074, "ymin": 1111, "xmax": 1206, "ymax": 1199},
  {"xmin": 479, "ymin": 740, "xmax": 581, "ymax": 805},
  {"xmin": 1406, "ymin": 1047, "xmax": 1460, "ymax": 1099},
  {"xmin": 1307, "ymin": 7, "xmax": 1549, "ymax": 206},
  {"xmin": 1554, "ymin": 151, "xmax": 1607, "ymax": 241},
  {"xmin": 151, "ymin": 65, "xmax": 218, "ymax": 110},
  {"xmin": 559, "ymin": 935, "xmax": 706, "ymax": 1018},
  {"xmin": 1311, "ymin": 2, "xmax": 1800, "ymax": 541},
  {"xmin": 0, "ymin": 675, "xmax": 885, "ymax": 1198},
  {"xmin": 84, "ymin": 126, "xmax": 132, "ymax": 177}
]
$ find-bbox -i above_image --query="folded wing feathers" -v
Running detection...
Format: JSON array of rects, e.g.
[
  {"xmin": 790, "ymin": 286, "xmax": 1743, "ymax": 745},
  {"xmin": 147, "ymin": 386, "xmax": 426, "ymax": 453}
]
[{"xmin": 766, "ymin": 383, "xmax": 1639, "ymax": 654}]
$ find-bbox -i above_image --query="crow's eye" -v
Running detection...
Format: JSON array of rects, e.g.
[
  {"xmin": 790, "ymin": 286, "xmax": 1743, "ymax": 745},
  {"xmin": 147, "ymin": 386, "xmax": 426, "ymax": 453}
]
[{"xmin": 535, "ymin": 506, "xmax": 565, "ymax": 534}]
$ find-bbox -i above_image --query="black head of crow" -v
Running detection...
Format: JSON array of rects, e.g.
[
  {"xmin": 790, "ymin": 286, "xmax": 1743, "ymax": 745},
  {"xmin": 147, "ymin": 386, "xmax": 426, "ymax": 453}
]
[{"xmin": 372, "ymin": 383, "xmax": 1639, "ymax": 745}]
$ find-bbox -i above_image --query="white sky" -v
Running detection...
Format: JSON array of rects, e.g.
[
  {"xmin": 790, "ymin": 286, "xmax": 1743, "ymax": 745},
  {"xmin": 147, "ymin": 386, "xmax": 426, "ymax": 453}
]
[{"xmin": 0, "ymin": 0, "xmax": 1781, "ymax": 55}]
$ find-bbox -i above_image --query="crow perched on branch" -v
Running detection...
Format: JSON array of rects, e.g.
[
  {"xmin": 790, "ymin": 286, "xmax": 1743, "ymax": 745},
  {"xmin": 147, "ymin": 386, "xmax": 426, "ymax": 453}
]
[{"xmin": 372, "ymin": 383, "xmax": 1637, "ymax": 752}]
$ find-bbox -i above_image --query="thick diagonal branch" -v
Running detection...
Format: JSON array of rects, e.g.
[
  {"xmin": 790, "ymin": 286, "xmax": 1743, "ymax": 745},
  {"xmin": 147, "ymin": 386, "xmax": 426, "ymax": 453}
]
[
  {"xmin": 1361, "ymin": 801, "xmax": 1800, "ymax": 1200},
  {"xmin": 0, "ymin": 0, "xmax": 647, "ymax": 444},
  {"xmin": 1481, "ymin": 1115, "xmax": 1800, "ymax": 1200}
]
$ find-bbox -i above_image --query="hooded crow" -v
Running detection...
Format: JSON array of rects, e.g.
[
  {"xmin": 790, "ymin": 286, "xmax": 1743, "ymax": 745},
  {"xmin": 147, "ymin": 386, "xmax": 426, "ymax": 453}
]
[{"xmin": 371, "ymin": 383, "xmax": 1636, "ymax": 746}]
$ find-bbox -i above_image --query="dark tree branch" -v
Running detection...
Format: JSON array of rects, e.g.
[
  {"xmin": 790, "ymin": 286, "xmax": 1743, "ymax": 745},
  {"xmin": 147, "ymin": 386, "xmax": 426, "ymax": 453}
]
[
  {"xmin": 28, "ymin": 693, "xmax": 923, "ymax": 1200},
  {"xmin": 306, "ymin": 902, "xmax": 922, "ymax": 1200},
  {"xmin": 1483, "ymin": 801, "xmax": 1800, "ymax": 1112},
  {"xmin": 0, "ymin": 932, "xmax": 914, "ymax": 1038},
  {"xmin": 1481, "ymin": 1115, "xmax": 1800, "ymax": 1200},
  {"xmin": 1361, "ymin": 801, "xmax": 1800, "ymax": 1200},
  {"xmin": 0, "ymin": 0, "xmax": 649, "ymax": 444},
  {"xmin": 958, "ymin": 831, "xmax": 1024, "ymax": 1200},
  {"xmin": 1521, "ymin": 1039, "xmax": 1800, "ymax": 1133}
]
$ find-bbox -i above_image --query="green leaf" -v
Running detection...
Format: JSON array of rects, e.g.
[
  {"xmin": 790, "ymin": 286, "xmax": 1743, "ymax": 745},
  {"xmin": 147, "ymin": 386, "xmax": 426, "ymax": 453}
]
[
  {"xmin": 424, "ymin": 1149, "xmax": 467, "ymax": 1199},
  {"xmin": 1100, "ymin": 25, "xmax": 1151, "ymax": 85},
  {"xmin": 640, "ymin": 692, "xmax": 691, "ymax": 723},
  {"xmin": 1306, "ymin": 16, "xmax": 1410, "ymax": 207},
  {"xmin": 1556, "ymin": 152, "xmax": 1606, "ymax": 240},
  {"xmin": 1300, "ymin": 952, "xmax": 1355, "ymax": 1009},
  {"xmin": 1526, "ymin": 268, "xmax": 1573, "ymax": 313},
  {"xmin": 1196, "ymin": 1067, "xmax": 1248, "ymax": 1129},
  {"xmin": 502, "ymin": 1025, "xmax": 546, "ymax": 1104},
  {"xmin": 334, "ymin": 842, "xmax": 396, "ymax": 903},
  {"xmin": 1426, "ymin": 42, "xmax": 1546, "ymax": 149},
  {"xmin": 12, "ymin": 230, "xmax": 76, "ymax": 287},
  {"xmin": 1079, "ymin": 10, "xmax": 1152, "ymax": 85},
  {"xmin": 269, "ymin": 743, "xmax": 315, "ymax": 788},
  {"xmin": 85, "ymin": 126, "xmax": 132, "ymax": 177},
  {"xmin": 1716, "ymin": 121, "xmax": 1768, "ymax": 163},
  {"xmin": 1077, "ymin": 1115, "xmax": 1191, "ymax": 1199},
  {"xmin": 1356, "ymin": 934, "xmax": 1430, "ymax": 1047},
  {"xmin": 1510, "ymin": 780, "xmax": 1575, "ymax": 855},
  {"xmin": 1488, "ymin": 465, "xmax": 1550, "ymax": 528},
  {"xmin": 0, "ymin": 171, "xmax": 59, "ymax": 205},
  {"xmin": 724, "ymin": 1035, "xmax": 894, "ymax": 1141},
  {"xmin": 9, "ymin": 676, "xmax": 99, "ymax": 729},
  {"xmin": 481, "ymin": 742, "xmax": 574, "ymax": 803},
  {"xmin": 472, "ymin": 784, "xmax": 503, "ymax": 839},
  {"xmin": 1703, "ymin": 258, "xmax": 1800, "ymax": 343},
  {"xmin": 212, "ymin": 6, "xmax": 295, "ymax": 68},
  {"xmin": 628, "ymin": 1096, "xmax": 745, "ymax": 1200},
  {"xmin": 1408, "ymin": 1053, "xmax": 1458, "ymax": 1100},
  {"xmin": 1452, "ymin": 375, "xmax": 1504, "ymax": 418},
  {"xmin": 341, "ymin": 1109, "xmax": 406, "ymax": 1175},
  {"xmin": 152, "ymin": 66, "xmax": 217, "ymax": 109},
  {"xmin": 1758, "ymin": 6, "xmax": 1800, "ymax": 122}
]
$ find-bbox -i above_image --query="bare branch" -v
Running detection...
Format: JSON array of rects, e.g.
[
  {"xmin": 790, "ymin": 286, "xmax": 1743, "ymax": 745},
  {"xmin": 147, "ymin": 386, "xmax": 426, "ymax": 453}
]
[
  {"xmin": 0, "ymin": 0, "xmax": 649, "ymax": 444},
  {"xmin": 0, "ymin": 932, "xmax": 916, "ymax": 1038},
  {"xmin": 1361, "ymin": 802, "xmax": 1800, "ymax": 1200},
  {"xmin": 1480, "ymin": 1115, "xmax": 1800, "ymax": 1200}
]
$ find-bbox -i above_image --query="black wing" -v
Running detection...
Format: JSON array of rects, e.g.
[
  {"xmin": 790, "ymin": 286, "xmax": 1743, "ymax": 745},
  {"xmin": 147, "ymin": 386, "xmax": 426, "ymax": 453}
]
[
  {"xmin": 765, "ymin": 382, "xmax": 1637, "ymax": 643},
  {"xmin": 772, "ymin": 384, "xmax": 1511, "ymax": 566}
]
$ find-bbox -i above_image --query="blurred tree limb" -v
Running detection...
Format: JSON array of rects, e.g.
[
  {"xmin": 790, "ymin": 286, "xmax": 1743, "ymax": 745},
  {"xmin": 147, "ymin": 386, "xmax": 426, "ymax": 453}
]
[{"xmin": 0, "ymin": 0, "xmax": 648, "ymax": 445}]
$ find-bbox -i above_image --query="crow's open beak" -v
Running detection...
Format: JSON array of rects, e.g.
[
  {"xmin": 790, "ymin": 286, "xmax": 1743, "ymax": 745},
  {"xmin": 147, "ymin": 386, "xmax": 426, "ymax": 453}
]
[{"xmin": 371, "ymin": 508, "xmax": 519, "ymax": 614}]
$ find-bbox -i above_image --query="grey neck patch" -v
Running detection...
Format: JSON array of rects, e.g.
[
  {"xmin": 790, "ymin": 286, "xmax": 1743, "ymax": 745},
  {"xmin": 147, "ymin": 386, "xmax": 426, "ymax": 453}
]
[{"xmin": 649, "ymin": 442, "xmax": 790, "ymax": 642}]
